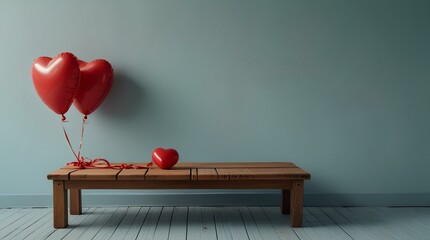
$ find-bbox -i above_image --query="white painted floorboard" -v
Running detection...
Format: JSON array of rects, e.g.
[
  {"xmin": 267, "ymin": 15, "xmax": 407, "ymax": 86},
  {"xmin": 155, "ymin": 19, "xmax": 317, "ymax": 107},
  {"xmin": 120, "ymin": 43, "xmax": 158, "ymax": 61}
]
[{"xmin": 0, "ymin": 206, "xmax": 429, "ymax": 240}]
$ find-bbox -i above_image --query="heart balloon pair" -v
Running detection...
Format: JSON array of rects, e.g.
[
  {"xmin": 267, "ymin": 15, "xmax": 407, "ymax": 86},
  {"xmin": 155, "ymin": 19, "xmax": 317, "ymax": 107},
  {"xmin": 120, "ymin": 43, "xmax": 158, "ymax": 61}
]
[{"xmin": 31, "ymin": 52, "xmax": 113, "ymax": 117}]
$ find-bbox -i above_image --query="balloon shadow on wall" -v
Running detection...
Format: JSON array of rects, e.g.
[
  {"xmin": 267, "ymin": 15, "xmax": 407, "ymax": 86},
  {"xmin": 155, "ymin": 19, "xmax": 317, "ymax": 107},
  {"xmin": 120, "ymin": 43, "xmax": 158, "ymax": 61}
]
[{"xmin": 97, "ymin": 71, "xmax": 145, "ymax": 121}]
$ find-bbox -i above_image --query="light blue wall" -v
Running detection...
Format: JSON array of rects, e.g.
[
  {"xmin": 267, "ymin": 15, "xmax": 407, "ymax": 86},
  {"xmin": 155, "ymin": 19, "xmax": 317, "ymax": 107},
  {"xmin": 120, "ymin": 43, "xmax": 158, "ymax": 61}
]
[{"xmin": 1, "ymin": 0, "xmax": 429, "ymax": 206}]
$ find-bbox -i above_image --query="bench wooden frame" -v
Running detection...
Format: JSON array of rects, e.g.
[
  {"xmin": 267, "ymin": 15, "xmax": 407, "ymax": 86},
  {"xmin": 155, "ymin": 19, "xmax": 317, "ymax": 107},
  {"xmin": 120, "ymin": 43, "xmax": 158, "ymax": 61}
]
[{"xmin": 47, "ymin": 162, "xmax": 310, "ymax": 228}]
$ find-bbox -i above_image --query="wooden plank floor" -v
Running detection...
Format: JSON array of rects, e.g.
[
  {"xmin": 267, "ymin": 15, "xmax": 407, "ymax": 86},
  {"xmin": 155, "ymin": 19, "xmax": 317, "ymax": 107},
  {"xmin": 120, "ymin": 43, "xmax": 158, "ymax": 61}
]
[{"xmin": 0, "ymin": 207, "xmax": 429, "ymax": 240}]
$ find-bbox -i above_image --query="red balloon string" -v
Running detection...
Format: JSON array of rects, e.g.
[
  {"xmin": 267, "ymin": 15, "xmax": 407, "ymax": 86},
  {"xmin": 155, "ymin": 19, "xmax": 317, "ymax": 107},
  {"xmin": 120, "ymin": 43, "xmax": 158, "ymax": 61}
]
[
  {"xmin": 77, "ymin": 116, "xmax": 86, "ymax": 160},
  {"xmin": 62, "ymin": 116, "xmax": 151, "ymax": 169},
  {"xmin": 61, "ymin": 117, "xmax": 79, "ymax": 161}
]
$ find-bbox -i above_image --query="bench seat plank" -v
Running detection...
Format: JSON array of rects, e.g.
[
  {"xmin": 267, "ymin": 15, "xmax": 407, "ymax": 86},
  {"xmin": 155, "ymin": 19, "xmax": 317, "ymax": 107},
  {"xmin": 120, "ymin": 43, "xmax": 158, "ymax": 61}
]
[
  {"xmin": 216, "ymin": 168, "xmax": 310, "ymax": 180},
  {"xmin": 217, "ymin": 168, "xmax": 251, "ymax": 180},
  {"xmin": 47, "ymin": 169, "xmax": 80, "ymax": 180},
  {"xmin": 117, "ymin": 169, "xmax": 148, "ymax": 180},
  {"xmin": 197, "ymin": 168, "xmax": 218, "ymax": 180},
  {"xmin": 145, "ymin": 168, "xmax": 191, "ymax": 180},
  {"xmin": 191, "ymin": 169, "xmax": 198, "ymax": 180},
  {"xmin": 69, "ymin": 169, "xmax": 121, "ymax": 180},
  {"xmin": 247, "ymin": 168, "xmax": 310, "ymax": 179}
]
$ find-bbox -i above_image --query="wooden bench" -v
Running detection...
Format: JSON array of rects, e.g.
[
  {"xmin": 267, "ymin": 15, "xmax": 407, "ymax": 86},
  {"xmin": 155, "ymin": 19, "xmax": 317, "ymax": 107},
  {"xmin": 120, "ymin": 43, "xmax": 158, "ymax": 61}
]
[{"xmin": 47, "ymin": 162, "xmax": 310, "ymax": 228}]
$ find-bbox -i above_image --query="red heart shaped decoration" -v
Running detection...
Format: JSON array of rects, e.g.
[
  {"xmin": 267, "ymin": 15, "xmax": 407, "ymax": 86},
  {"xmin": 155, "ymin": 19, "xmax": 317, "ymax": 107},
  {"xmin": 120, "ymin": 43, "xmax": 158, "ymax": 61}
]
[
  {"xmin": 73, "ymin": 59, "xmax": 113, "ymax": 116},
  {"xmin": 152, "ymin": 148, "xmax": 179, "ymax": 169},
  {"xmin": 31, "ymin": 52, "xmax": 80, "ymax": 115}
]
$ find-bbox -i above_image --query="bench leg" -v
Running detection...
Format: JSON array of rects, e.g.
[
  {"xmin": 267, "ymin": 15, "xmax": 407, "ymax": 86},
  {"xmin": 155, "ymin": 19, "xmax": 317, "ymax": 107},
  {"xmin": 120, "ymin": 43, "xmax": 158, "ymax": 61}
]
[
  {"xmin": 53, "ymin": 180, "xmax": 68, "ymax": 228},
  {"xmin": 70, "ymin": 189, "xmax": 82, "ymax": 215},
  {"xmin": 290, "ymin": 180, "xmax": 304, "ymax": 227},
  {"xmin": 281, "ymin": 189, "xmax": 290, "ymax": 214}
]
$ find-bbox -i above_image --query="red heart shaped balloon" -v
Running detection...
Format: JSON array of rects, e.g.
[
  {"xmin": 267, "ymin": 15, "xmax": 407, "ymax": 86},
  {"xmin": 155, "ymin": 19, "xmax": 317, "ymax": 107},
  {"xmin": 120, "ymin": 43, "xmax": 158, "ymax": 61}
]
[
  {"xmin": 73, "ymin": 59, "xmax": 113, "ymax": 116},
  {"xmin": 152, "ymin": 148, "xmax": 179, "ymax": 169},
  {"xmin": 31, "ymin": 52, "xmax": 80, "ymax": 115}
]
